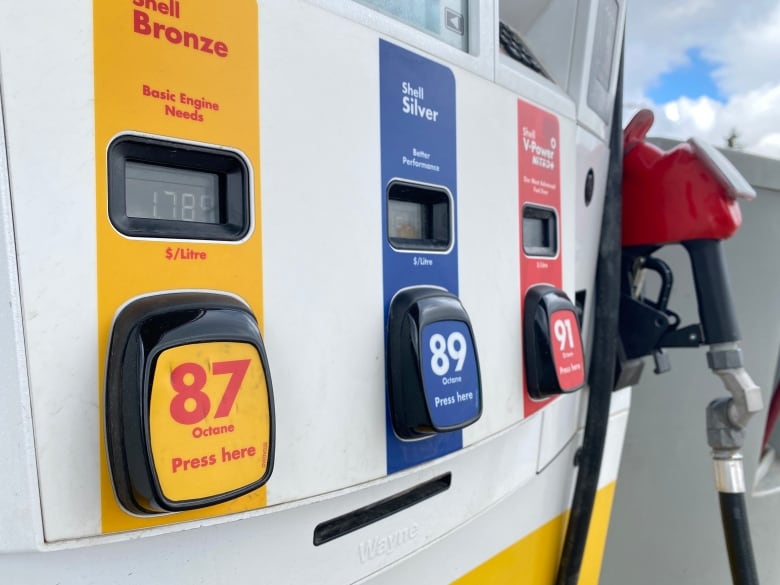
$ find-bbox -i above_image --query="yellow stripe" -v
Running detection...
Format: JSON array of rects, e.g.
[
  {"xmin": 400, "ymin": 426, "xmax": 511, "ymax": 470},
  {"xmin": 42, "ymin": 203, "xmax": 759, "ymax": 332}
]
[
  {"xmin": 453, "ymin": 482, "xmax": 617, "ymax": 584},
  {"xmin": 94, "ymin": 0, "xmax": 264, "ymax": 533}
]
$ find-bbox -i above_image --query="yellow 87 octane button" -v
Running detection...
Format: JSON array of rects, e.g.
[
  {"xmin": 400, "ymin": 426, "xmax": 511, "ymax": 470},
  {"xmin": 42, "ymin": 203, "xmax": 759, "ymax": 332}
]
[
  {"xmin": 105, "ymin": 293, "xmax": 274, "ymax": 514},
  {"xmin": 150, "ymin": 341, "xmax": 271, "ymax": 503}
]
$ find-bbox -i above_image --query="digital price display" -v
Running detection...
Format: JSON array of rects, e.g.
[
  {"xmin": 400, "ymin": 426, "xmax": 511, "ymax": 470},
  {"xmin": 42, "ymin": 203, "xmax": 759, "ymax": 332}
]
[
  {"xmin": 105, "ymin": 293, "xmax": 275, "ymax": 514},
  {"xmin": 108, "ymin": 136, "xmax": 250, "ymax": 240},
  {"xmin": 125, "ymin": 163, "xmax": 219, "ymax": 224},
  {"xmin": 356, "ymin": 0, "xmax": 469, "ymax": 51},
  {"xmin": 387, "ymin": 181, "xmax": 451, "ymax": 251},
  {"xmin": 522, "ymin": 205, "xmax": 557, "ymax": 257},
  {"xmin": 388, "ymin": 199, "xmax": 423, "ymax": 240}
]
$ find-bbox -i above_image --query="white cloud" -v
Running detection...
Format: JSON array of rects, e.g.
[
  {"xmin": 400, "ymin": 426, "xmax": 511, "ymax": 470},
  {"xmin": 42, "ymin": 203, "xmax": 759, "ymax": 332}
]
[
  {"xmin": 627, "ymin": 85, "xmax": 780, "ymax": 159},
  {"xmin": 663, "ymin": 102, "xmax": 680, "ymax": 122},
  {"xmin": 625, "ymin": 0, "xmax": 780, "ymax": 159},
  {"xmin": 708, "ymin": 2, "xmax": 780, "ymax": 95},
  {"xmin": 625, "ymin": 0, "xmax": 774, "ymax": 97},
  {"xmin": 753, "ymin": 133, "xmax": 780, "ymax": 158}
]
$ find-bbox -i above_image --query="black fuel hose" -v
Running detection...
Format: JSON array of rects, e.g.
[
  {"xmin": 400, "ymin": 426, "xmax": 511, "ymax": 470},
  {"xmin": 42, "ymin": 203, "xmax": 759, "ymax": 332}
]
[
  {"xmin": 719, "ymin": 491, "xmax": 760, "ymax": 585},
  {"xmin": 554, "ymin": 47, "xmax": 623, "ymax": 585}
]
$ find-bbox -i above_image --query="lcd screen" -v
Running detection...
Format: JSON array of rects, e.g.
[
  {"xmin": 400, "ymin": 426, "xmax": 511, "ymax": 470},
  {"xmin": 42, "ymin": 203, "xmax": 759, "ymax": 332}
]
[
  {"xmin": 387, "ymin": 182, "xmax": 451, "ymax": 251},
  {"xmin": 356, "ymin": 0, "xmax": 469, "ymax": 51},
  {"xmin": 522, "ymin": 215, "xmax": 550, "ymax": 248},
  {"xmin": 522, "ymin": 205, "xmax": 557, "ymax": 256},
  {"xmin": 125, "ymin": 162, "xmax": 220, "ymax": 224},
  {"xmin": 388, "ymin": 199, "xmax": 424, "ymax": 240}
]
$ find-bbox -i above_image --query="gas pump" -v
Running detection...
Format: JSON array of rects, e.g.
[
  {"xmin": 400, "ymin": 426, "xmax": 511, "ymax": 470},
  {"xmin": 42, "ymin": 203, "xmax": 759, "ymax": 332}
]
[
  {"xmin": 0, "ymin": 1, "xmax": 628, "ymax": 583},
  {"xmin": 619, "ymin": 109, "xmax": 762, "ymax": 585}
]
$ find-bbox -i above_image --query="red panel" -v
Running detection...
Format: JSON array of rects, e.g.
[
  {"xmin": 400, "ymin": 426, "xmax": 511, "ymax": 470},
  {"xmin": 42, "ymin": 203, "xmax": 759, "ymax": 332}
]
[{"xmin": 518, "ymin": 99, "xmax": 562, "ymax": 417}]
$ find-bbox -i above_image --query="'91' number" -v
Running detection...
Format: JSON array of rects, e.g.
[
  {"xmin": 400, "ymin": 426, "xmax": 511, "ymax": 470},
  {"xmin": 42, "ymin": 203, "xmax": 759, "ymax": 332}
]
[
  {"xmin": 429, "ymin": 332, "xmax": 467, "ymax": 376},
  {"xmin": 553, "ymin": 317, "xmax": 575, "ymax": 351},
  {"xmin": 169, "ymin": 359, "xmax": 250, "ymax": 425}
]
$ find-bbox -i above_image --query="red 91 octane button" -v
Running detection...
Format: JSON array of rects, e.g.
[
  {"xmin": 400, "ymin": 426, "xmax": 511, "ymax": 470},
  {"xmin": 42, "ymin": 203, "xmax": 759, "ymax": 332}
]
[
  {"xmin": 549, "ymin": 309, "xmax": 585, "ymax": 391},
  {"xmin": 523, "ymin": 285, "xmax": 586, "ymax": 399}
]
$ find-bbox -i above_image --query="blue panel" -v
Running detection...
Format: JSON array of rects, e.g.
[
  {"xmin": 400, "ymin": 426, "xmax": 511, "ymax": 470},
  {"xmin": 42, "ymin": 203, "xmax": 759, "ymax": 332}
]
[{"xmin": 379, "ymin": 39, "xmax": 460, "ymax": 474}]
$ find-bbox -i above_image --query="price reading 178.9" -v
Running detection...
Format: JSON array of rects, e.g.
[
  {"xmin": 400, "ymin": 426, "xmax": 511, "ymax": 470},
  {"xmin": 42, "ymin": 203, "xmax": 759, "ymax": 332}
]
[
  {"xmin": 125, "ymin": 162, "xmax": 220, "ymax": 224},
  {"xmin": 152, "ymin": 190, "xmax": 217, "ymax": 223}
]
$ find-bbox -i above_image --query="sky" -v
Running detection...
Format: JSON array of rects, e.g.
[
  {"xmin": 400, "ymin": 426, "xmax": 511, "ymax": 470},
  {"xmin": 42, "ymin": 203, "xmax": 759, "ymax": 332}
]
[{"xmin": 623, "ymin": 0, "xmax": 780, "ymax": 159}]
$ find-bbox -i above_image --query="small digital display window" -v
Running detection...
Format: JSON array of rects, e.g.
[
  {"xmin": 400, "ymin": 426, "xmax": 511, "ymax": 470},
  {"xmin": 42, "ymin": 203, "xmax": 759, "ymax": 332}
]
[
  {"xmin": 355, "ymin": 0, "xmax": 469, "ymax": 52},
  {"xmin": 387, "ymin": 182, "xmax": 451, "ymax": 251},
  {"xmin": 389, "ymin": 200, "xmax": 424, "ymax": 240},
  {"xmin": 126, "ymin": 163, "xmax": 220, "ymax": 224},
  {"xmin": 522, "ymin": 205, "xmax": 557, "ymax": 257},
  {"xmin": 108, "ymin": 136, "xmax": 250, "ymax": 241}
]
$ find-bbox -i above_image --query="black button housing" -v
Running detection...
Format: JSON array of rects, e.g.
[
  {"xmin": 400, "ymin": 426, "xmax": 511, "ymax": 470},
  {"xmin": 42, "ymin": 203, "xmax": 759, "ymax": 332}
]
[
  {"xmin": 387, "ymin": 287, "xmax": 482, "ymax": 440},
  {"xmin": 105, "ymin": 292, "xmax": 275, "ymax": 514},
  {"xmin": 523, "ymin": 285, "xmax": 586, "ymax": 399}
]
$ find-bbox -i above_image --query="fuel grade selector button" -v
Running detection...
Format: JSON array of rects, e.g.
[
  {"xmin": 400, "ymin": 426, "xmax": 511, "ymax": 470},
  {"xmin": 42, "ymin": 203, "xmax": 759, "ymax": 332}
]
[
  {"xmin": 105, "ymin": 293, "xmax": 274, "ymax": 514},
  {"xmin": 387, "ymin": 287, "xmax": 482, "ymax": 439},
  {"xmin": 523, "ymin": 285, "xmax": 586, "ymax": 399}
]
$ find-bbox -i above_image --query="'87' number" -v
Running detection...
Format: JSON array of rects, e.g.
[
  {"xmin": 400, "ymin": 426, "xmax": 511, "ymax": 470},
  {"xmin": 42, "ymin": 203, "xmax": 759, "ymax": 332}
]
[
  {"xmin": 429, "ymin": 332, "xmax": 467, "ymax": 376},
  {"xmin": 169, "ymin": 359, "xmax": 250, "ymax": 425}
]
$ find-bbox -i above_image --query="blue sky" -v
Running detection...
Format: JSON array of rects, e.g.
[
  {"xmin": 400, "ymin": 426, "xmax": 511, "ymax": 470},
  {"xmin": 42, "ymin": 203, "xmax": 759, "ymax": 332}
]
[
  {"xmin": 646, "ymin": 47, "xmax": 725, "ymax": 104},
  {"xmin": 624, "ymin": 0, "xmax": 780, "ymax": 158}
]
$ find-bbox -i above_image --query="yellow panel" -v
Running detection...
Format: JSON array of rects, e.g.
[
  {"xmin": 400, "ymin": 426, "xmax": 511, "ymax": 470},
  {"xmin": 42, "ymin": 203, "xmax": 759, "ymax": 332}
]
[
  {"xmin": 94, "ymin": 0, "xmax": 264, "ymax": 532},
  {"xmin": 453, "ymin": 482, "xmax": 617, "ymax": 584}
]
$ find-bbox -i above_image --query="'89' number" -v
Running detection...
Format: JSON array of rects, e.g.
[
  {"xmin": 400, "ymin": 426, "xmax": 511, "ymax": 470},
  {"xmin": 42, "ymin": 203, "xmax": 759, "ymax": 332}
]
[{"xmin": 429, "ymin": 332, "xmax": 468, "ymax": 376}]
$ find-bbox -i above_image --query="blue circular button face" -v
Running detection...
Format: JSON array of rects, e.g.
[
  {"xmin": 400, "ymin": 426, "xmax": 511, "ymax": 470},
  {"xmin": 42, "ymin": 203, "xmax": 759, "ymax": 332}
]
[{"xmin": 420, "ymin": 320, "xmax": 480, "ymax": 429}]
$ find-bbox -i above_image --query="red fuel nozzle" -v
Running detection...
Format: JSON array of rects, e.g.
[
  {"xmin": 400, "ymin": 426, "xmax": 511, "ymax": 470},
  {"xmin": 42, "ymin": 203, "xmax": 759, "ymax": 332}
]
[
  {"xmin": 622, "ymin": 109, "xmax": 755, "ymax": 249},
  {"xmin": 621, "ymin": 109, "xmax": 756, "ymax": 345}
]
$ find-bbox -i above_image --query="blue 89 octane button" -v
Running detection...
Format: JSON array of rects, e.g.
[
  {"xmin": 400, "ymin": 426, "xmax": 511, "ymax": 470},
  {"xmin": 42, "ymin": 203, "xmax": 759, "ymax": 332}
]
[{"xmin": 420, "ymin": 320, "xmax": 480, "ymax": 429}]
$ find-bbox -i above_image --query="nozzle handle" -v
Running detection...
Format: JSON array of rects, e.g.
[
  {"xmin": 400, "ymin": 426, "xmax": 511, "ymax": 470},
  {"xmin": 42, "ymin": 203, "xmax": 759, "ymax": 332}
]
[{"xmin": 683, "ymin": 239, "xmax": 741, "ymax": 345}]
